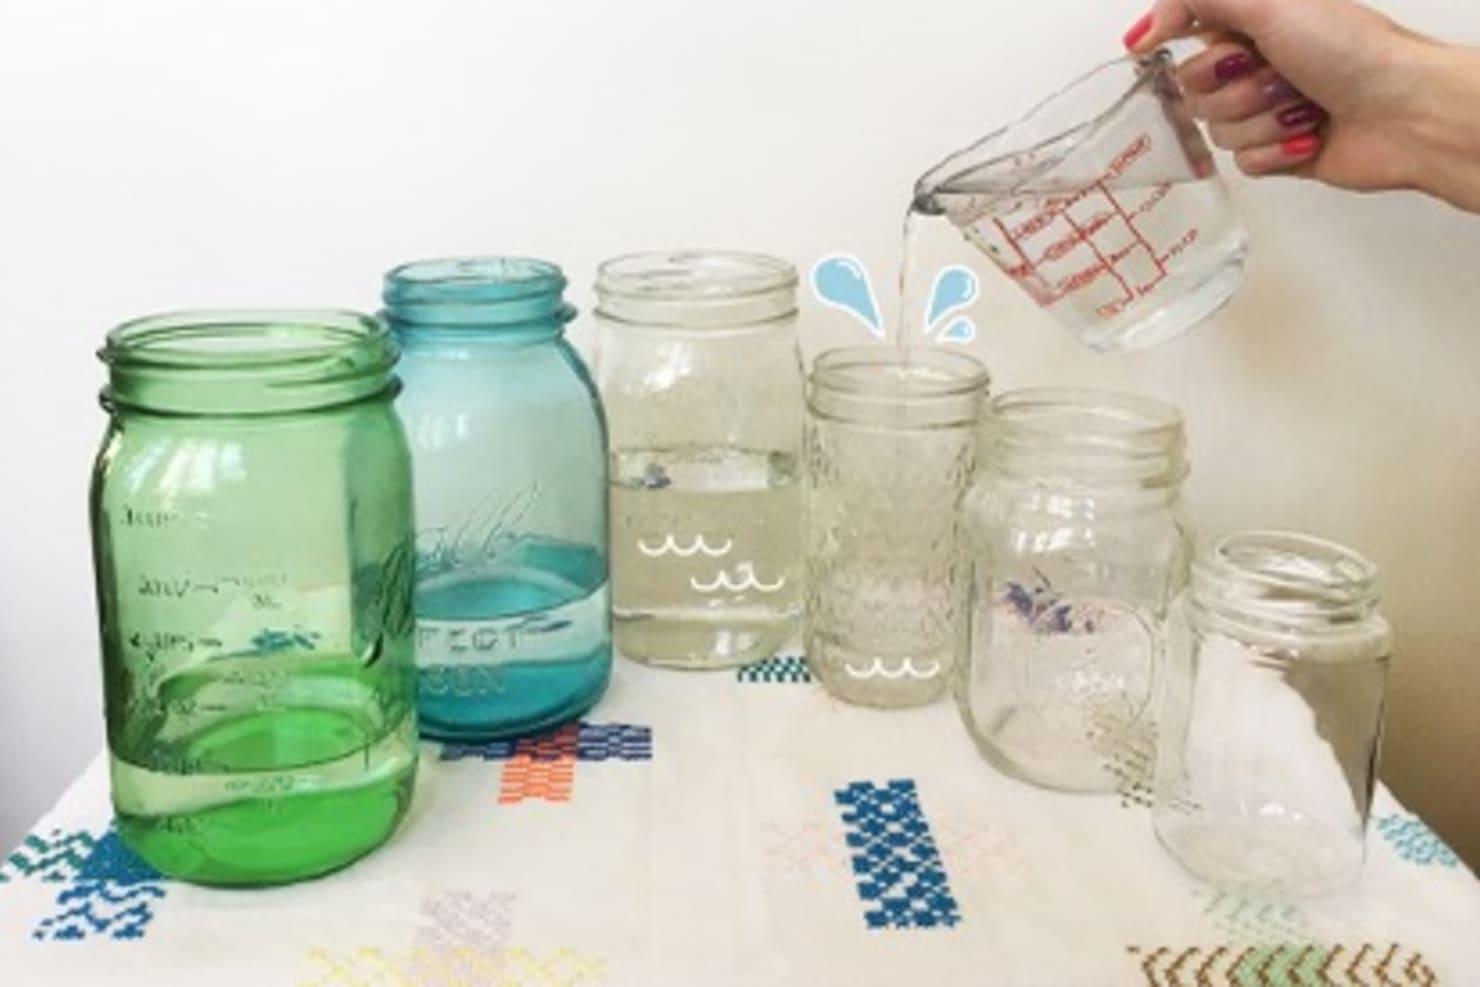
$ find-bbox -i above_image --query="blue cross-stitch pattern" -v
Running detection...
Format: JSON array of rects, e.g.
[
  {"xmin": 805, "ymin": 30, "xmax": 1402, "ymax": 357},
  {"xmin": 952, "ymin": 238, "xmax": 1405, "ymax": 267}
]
[
  {"xmin": 1376, "ymin": 814, "xmax": 1461, "ymax": 868},
  {"xmin": 834, "ymin": 779, "xmax": 962, "ymax": 931},
  {"xmin": 0, "ymin": 828, "xmax": 98, "ymax": 884},
  {"xmin": 441, "ymin": 737, "xmax": 523, "ymax": 762},
  {"xmin": 576, "ymin": 723, "xmax": 652, "ymax": 761},
  {"xmin": 32, "ymin": 880, "xmax": 167, "ymax": 942},
  {"xmin": 440, "ymin": 722, "xmax": 652, "ymax": 762},
  {"xmin": 25, "ymin": 828, "xmax": 170, "ymax": 942},
  {"xmin": 736, "ymin": 655, "xmax": 813, "ymax": 684},
  {"xmin": 76, "ymin": 830, "xmax": 165, "ymax": 885}
]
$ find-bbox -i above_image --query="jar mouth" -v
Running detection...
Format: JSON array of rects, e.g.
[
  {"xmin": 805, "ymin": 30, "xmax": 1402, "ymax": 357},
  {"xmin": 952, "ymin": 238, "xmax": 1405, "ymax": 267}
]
[
  {"xmin": 986, "ymin": 387, "xmax": 1186, "ymax": 487},
  {"xmin": 105, "ymin": 310, "xmax": 389, "ymax": 369},
  {"xmin": 382, "ymin": 256, "xmax": 573, "ymax": 328},
  {"xmin": 811, "ymin": 346, "xmax": 989, "ymax": 399},
  {"xmin": 101, "ymin": 310, "xmax": 397, "ymax": 415},
  {"xmin": 1192, "ymin": 530, "xmax": 1379, "ymax": 628},
  {"xmin": 808, "ymin": 346, "xmax": 989, "ymax": 428},
  {"xmin": 595, "ymin": 250, "xmax": 798, "ymax": 328}
]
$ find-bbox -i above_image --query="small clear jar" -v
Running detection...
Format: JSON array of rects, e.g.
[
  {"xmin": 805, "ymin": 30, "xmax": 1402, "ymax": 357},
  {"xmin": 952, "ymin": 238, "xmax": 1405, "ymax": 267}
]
[
  {"xmin": 594, "ymin": 250, "xmax": 804, "ymax": 669},
  {"xmin": 804, "ymin": 347, "xmax": 989, "ymax": 707},
  {"xmin": 960, "ymin": 389, "xmax": 1190, "ymax": 790},
  {"xmin": 1154, "ymin": 531, "xmax": 1392, "ymax": 896},
  {"xmin": 91, "ymin": 311, "xmax": 418, "ymax": 886}
]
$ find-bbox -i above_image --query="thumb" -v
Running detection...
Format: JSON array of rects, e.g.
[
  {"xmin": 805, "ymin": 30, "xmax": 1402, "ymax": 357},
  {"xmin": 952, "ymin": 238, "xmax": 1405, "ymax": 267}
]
[{"xmin": 1123, "ymin": 0, "xmax": 1198, "ymax": 52}]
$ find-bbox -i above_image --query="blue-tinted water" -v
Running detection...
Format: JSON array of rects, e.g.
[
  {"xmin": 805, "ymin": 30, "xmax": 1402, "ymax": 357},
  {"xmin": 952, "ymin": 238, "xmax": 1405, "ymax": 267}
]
[{"xmin": 413, "ymin": 540, "xmax": 611, "ymax": 741}]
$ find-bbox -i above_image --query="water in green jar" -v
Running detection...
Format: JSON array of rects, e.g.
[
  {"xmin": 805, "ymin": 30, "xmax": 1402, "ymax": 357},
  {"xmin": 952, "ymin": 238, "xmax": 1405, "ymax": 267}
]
[{"xmin": 108, "ymin": 649, "xmax": 417, "ymax": 886}]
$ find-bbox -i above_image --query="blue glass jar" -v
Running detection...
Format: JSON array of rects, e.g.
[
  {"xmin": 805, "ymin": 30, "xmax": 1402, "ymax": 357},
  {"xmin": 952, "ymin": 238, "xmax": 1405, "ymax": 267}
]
[{"xmin": 382, "ymin": 258, "xmax": 612, "ymax": 740}]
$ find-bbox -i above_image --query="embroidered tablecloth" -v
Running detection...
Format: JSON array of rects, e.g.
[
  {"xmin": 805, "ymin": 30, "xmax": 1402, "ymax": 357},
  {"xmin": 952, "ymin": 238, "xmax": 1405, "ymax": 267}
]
[{"xmin": 4, "ymin": 655, "xmax": 1478, "ymax": 986}]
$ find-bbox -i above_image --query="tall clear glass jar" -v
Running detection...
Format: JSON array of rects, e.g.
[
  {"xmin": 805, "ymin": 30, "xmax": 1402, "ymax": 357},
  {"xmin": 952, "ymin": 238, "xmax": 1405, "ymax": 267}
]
[
  {"xmin": 91, "ymin": 311, "xmax": 418, "ymax": 886},
  {"xmin": 594, "ymin": 250, "xmax": 804, "ymax": 669},
  {"xmin": 1154, "ymin": 531, "xmax": 1392, "ymax": 895},
  {"xmin": 383, "ymin": 257, "xmax": 612, "ymax": 740},
  {"xmin": 960, "ymin": 389, "xmax": 1191, "ymax": 791},
  {"xmin": 804, "ymin": 347, "xmax": 989, "ymax": 707}
]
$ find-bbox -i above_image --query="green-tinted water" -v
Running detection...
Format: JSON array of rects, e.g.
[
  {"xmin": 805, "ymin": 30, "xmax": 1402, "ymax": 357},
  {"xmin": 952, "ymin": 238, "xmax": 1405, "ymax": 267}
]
[{"xmin": 109, "ymin": 655, "xmax": 417, "ymax": 886}]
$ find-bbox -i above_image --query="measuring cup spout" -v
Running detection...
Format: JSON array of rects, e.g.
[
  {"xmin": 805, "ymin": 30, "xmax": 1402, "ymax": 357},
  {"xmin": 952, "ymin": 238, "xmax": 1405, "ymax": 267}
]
[{"xmin": 911, "ymin": 186, "xmax": 946, "ymax": 216}]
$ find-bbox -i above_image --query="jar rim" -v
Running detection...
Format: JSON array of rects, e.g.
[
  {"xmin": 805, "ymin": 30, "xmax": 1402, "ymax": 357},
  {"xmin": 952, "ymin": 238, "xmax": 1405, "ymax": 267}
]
[
  {"xmin": 811, "ymin": 346, "xmax": 989, "ymax": 400},
  {"xmin": 596, "ymin": 250, "xmax": 797, "ymax": 303},
  {"xmin": 382, "ymin": 256, "xmax": 573, "ymax": 330},
  {"xmin": 989, "ymin": 387, "xmax": 1183, "ymax": 439},
  {"xmin": 985, "ymin": 387, "xmax": 1187, "ymax": 488},
  {"xmin": 1199, "ymin": 529, "xmax": 1378, "ymax": 600},
  {"xmin": 100, "ymin": 309, "xmax": 397, "ymax": 415},
  {"xmin": 383, "ymin": 256, "xmax": 566, "ymax": 302},
  {"xmin": 103, "ymin": 309, "xmax": 392, "ymax": 370}
]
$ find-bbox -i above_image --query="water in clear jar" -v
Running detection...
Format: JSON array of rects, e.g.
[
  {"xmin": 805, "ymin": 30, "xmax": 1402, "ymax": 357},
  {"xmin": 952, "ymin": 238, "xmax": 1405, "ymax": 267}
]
[{"xmin": 610, "ymin": 446, "xmax": 801, "ymax": 667}]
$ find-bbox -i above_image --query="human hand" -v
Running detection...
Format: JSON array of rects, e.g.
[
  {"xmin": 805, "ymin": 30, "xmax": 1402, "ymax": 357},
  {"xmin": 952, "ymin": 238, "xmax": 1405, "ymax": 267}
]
[{"xmin": 1122, "ymin": 0, "xmax": 1435, "ymax": 194}]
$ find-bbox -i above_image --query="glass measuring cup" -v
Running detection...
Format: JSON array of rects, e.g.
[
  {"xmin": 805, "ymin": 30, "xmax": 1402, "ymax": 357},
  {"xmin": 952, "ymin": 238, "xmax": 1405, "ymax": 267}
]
[{"xmin": 914, "ymin": 51, "xmax": 1248, "ymax": 353}]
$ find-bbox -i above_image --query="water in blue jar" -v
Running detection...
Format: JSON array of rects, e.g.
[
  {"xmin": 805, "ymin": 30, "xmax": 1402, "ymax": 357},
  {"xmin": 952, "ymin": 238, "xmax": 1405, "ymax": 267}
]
[
  {"xmin": 413, "ymin": 537, "xmax": 610, "ymax": 736},
  {"xmin": 383, "ymin": 256, "xmax": 613, "ymax": 741}
]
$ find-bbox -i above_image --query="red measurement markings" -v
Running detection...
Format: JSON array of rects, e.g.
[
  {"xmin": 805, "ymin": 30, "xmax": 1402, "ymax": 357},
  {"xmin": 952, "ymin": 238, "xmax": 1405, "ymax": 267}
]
[
  {"xmin": 1063, "ymin": 198, "xmax": 1132, "ymax": 306},
  {"xmin": 1157, "ymin": 226, "xmax": 1200, "ymax": 266},
  {"xmin": 994, "ymin": 217, "xmax": 1043, "ymax": 291},
  {"xmin": 1038, "ymin": 210, "xmax": 1115, "ymax": 265},
  {"xmin": 991, "ymin": 133, "xmax": 1161, "ymax": 310},
  {"xmin": 1102, "ymin": 180, "xmax": 1167, "ymax": 280}
]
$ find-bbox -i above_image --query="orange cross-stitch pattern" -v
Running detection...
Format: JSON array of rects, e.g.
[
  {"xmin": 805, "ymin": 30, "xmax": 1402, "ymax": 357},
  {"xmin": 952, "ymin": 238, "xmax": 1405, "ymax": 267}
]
[{"xmin": 497, "ymin": 724, "xmax": 580, "ymax": 804}]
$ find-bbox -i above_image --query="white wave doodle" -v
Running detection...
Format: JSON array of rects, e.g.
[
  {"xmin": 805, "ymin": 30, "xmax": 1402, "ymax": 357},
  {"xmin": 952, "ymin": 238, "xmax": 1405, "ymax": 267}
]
[
  {"xmin": 842, "ymin": 658, "xmax": 943, "ymax": 681},
  {"xmin": 636, "ymin": 534, "xmax": 734, "ymax": 559},
  {"xmin": 689, "ymin": 564, "xmax": 787, "ymax": 595}
]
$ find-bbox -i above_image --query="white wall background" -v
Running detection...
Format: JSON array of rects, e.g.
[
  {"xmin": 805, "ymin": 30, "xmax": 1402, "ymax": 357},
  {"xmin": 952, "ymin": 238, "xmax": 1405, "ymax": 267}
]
[{"xmin": 2, "ymin": 0, "xmax": 1478, "ymax": 862}]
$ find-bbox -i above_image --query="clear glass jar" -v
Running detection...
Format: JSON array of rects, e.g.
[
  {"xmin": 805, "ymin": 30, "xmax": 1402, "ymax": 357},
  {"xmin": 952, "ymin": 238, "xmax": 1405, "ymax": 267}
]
[
  {"xmin": 804, "ymin": 347, "xmax": 989, "ymax": 707},
  {"xmin": 594, "ymin": 250, "xmax": 804, "ymax": 669},
  {"xmin": 91, "ymin": 311, "xmax": 418, "ymax": 886},
  {"xmin": 1154, "ymin": 531, "xmax": 1392, "ymax": 895},
  {"xmin": 960, "ymin": 389, "xmax": 1190, "ymax": 790},
  {"xmin": 383, "ymin": 257, "xmax": 612, "ymax": 741}
]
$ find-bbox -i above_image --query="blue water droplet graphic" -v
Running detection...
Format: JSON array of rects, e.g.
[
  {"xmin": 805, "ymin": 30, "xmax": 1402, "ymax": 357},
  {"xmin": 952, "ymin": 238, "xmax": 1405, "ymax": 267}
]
[
  {"xmin": 811, "ymin": 254, "xmax": 883, "ymax": 338},
  {"xmin": 925, "ymin": 266, "xmax": 979, "ymax": 330},
  {"xmin": 936, "ymin": 316, "xmax": 976, "ymax": 345}
]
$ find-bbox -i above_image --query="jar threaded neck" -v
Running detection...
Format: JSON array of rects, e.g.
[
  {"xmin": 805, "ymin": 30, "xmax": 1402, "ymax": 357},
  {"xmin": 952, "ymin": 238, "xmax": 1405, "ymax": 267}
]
[
  {"xmin": 595, "ymin": 250, "xmax": 798, "ymax": 328},
  {"xmin": 382, "ymin": 257, "xmax": 573, "ymax": 332},
  {"xmin": 808, "ymin": 346, "xmax": 989, "ymax": 429},
  {"xmin": 985, "ymin": 388, "xmax": 1186, "ymax": 489},
  {"xmin": 101, "ymin": 310, "xmax": 397, "ymax": 416},
  {"xmin": 1190, "ymin": 530, "xmax": 1381, "ymax": 633}
]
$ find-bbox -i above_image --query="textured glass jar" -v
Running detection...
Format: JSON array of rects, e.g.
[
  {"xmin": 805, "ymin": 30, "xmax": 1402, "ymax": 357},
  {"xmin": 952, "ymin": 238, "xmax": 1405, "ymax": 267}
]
[
  {"xmin": 805, "ymin": 347, "xmax": 989, "ymax": 707},
  {"xmin": 91, "ymin": 311, "xmax": 418, "ymax": 886},
  {"xmin": 594, "ymin": 250, "xmax": 804, "ymax": 669},
  {"xmin": 1154, "ymin": 531, "xmax": 1392, "ymax": 895},
  {"xmin": 384, "ymin": 257, "xmax": 612, "ymax": 740},
  {"xmin": 960, "ymin": 389, "xmax": 1190, "ymax": 791}
]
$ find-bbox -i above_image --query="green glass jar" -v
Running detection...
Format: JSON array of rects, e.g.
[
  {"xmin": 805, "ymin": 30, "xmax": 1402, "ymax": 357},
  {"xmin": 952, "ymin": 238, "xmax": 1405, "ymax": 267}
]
[{"xmin": 90, "ymin": 311, "xmax": 419, "ymax": 886}]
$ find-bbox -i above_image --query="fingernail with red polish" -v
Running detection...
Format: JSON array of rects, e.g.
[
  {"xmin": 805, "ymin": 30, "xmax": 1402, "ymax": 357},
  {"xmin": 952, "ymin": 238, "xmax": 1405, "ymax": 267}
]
[
  {"xmin": 1277, "ymin": 102, "xmax": 1325, "ymax": 129},
  {"xmin": 1263, "ymin": 76, "xmax": 1302, "ymax": 104},
  {"xmin": 1123, "ymin": 13, "xmax": 1153, "ymax": 50},
  {"xmin": 1282, "ymin": 134, "xmax": 1321, "ymax": 157},
  {"xmin": 1214, "ymin": 53, "xmax": 1255, "ymax": 82}
]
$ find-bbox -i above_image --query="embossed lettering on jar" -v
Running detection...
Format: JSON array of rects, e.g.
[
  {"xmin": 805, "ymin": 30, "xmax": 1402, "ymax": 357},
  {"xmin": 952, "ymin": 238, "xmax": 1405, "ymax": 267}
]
[
  {"xmin": 384, "ymin": 258, "xmax": 612, "ymax": 741},
  {"xmin": 91, "ymin": 311, "xmax": 418, "ymax": 886},
  {"xmin": 594, "ymin": 251, "xmax": 805, "ymax": 669},
  {"xmin": 960, "ymin": 389, "xmax": 1191, "ymax": 792}
]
